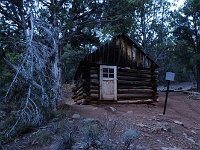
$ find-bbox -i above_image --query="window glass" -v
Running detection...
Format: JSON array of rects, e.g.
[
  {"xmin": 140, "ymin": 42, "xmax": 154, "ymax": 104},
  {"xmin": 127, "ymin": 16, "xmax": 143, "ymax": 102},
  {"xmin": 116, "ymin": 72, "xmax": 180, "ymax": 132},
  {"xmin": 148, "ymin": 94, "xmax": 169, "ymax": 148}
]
[
  {"xmin": 103, "ymin": 73, "xmax": 108, "ymax": 78},
  {"xmin": 103, "ymin": 68, "xmax": 108, "ymax": 73},
  {"xmin": 109, "ymin": 68, "xmax": 114, "ymax": 73},
  {"xmin": 109, "ymin": 74, "xmax": 114, "ymax": 78},
  {"xmin": 102, "ymin": 67, "xmax": 115, "ymax": 78}
]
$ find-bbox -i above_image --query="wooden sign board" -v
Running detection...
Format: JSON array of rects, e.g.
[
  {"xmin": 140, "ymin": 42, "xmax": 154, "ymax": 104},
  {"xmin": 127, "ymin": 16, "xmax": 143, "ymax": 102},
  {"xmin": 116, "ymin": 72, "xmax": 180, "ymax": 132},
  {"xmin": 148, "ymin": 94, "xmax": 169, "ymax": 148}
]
[{"xmin": 166, "ymin": 72, "xmax": 175, "ymax": 81}]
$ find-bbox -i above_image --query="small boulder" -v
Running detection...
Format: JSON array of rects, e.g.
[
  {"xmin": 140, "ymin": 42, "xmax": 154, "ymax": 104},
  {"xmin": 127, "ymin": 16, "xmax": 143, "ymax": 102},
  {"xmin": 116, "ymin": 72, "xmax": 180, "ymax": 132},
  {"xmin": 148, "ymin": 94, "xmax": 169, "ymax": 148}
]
[
  {"xmin": 72, "ymin": 114, "xmax": 80, "ymax": 119},
  {"xmin": 109, "ymin": 107, "xmax": 117, "ymax": 113},
  {"xmin": 174, "ymin": 120, "xmax": 184, "ymax": 126}
]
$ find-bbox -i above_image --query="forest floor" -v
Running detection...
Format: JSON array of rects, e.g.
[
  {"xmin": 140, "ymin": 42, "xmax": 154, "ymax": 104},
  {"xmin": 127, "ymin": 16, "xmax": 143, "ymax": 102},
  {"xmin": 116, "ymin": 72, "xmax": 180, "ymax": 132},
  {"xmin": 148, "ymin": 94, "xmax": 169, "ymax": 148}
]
[{"xmin": 1, "ymin": 83, "xmax": 200, "ymax": 150}]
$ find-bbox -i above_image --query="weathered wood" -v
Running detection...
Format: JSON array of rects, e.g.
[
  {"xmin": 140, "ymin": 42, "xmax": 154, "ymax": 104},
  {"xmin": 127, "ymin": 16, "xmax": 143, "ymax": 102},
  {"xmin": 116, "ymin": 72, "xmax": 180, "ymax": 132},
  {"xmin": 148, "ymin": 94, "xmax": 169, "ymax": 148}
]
[
  {"xmin": 118, "ymin": 89, "xmax": 153, "ymax": 94},
  {"xmin": 118, "ymin": 80, "xmax": 152, "ymax": 86},
  {"xmin": 76, "ymin": 87, "xmax": 83, "ymax": 94},
  {"xmin": 90, "ymin": 89, "xmax": 99, "ymax": 94},
  {"xmin": 73, "ymin": 34, "xmax": 159, "ymax": 105},
  {"xmin": 90, "ymin": 85, "xmax": 99, "ymax": 90},
  {"xmin": 118, "ymin": 94, "xmax": 152, "ymax": 99},
  {"xmin": 118, "ymin": 76, "xmax": 151, "ymax": 81},
  {"xmin": 90, "ymin": 82, "xmax": 99, "ymax": 86},
  {"xmin": 118, "ymin": 68, "xmax": 152, "ymax": 74},
  {"xmin": 90, "ymin": 66, "xmax": 98, "ymax": 70},
  {"xmin": 77, "ymin": 90, "xmax": 83, "ymax": 97},
  {"xmin": 90, "ymin": 74, "xmax": 98, "ymax": 79},
  {"xmin": 90, "ymin": 69, "xmax": 98, "ymax": 74},
  {"xmin": 90, "ymin": 93, "xmax": 99, "ymax": 99},
  {"xmin": 90, "ymin": 79, "xmax": 99, "ymax": 83},
  {"xmin": 76, "ymin": 99, "xmax": 84, "ymax": 105},
  {"xmin": 90, "ymin": 79, "xmax": 99, "ymax": 85},
  {"xmin": 76, "ymin": 93, "xmax": 87, "ymax": 100},
  {"xmin": 118, "ymin": 85, "xmax": 152, "ymax": 89},
  {"xmin": 117, "ymin": 71, "xmax": 152, "ymax": 78},
  {"xmin": 117, "ymin": 99, "xmax": 153, "ymax": 104},
  {"xmin": 76, "ymin": 94, "xmax": 84, "ymax": 100}
]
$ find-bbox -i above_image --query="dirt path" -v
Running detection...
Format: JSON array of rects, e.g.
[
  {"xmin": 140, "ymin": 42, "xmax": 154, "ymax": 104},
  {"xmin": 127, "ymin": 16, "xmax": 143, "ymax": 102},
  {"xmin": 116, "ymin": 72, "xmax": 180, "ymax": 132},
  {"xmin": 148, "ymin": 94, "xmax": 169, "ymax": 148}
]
[
  {"xmin": 63, "ymin": 91, "xmax": 200, "ymax": 149},
  {"xmin": 2, "ymin": 90, "xmax": 200, "ymax": 150},
  {"xmin": 66, "ymin": 91, "xmax": 200, "ymax": 128}
]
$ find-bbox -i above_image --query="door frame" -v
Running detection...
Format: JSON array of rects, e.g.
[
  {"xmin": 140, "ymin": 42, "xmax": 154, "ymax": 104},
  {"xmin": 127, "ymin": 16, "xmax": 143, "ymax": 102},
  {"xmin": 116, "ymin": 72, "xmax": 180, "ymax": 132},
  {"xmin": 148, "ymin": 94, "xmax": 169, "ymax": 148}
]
[{"xmin": 99, "ymin": 65, "xmax": 117, "ymax": 100}]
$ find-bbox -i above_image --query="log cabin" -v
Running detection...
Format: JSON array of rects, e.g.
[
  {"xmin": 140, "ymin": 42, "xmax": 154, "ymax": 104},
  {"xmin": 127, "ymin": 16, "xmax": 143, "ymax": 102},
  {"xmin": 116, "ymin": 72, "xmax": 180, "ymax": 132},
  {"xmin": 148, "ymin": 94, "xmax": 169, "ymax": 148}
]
[{"xmin": 73, "ymin": 34, "xmax": 159, "ymax": 104}]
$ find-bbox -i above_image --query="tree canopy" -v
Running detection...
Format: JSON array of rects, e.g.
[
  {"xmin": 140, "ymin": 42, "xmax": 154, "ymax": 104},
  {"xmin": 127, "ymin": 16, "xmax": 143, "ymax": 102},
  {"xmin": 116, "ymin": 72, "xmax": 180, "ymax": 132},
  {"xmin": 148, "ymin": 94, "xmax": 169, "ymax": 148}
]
[{"xmin": 0, "ymin": 0, "xmax": 200, "ymax": 142}]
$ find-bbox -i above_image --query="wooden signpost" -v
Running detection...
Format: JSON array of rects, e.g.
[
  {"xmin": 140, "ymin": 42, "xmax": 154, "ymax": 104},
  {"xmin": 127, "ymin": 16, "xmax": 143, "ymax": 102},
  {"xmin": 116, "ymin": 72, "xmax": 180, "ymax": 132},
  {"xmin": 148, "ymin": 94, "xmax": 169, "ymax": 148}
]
[{"xmin": 163, "ymin": 72, "xmax": 175, "ymax": 115}]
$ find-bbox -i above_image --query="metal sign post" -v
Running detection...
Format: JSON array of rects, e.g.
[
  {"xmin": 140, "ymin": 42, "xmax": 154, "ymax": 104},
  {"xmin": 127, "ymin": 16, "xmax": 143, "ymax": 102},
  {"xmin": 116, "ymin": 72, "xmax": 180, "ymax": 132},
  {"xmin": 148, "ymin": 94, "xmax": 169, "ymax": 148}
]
[{"xmin": 163, "ymin": 72, "xmax": 175, "ymax": 115}]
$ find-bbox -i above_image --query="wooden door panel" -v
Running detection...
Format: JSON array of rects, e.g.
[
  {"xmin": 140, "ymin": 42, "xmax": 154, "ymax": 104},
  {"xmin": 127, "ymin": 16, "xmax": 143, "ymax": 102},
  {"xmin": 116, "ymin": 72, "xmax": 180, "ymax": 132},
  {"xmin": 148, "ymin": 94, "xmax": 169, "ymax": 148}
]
[
  {"xmin": 102, "ymin": 80, "xmax": 114, "ymax": 100},
  {"xmin": 100, "ymin": 65, "xmax": 117, "ymax": 100}
]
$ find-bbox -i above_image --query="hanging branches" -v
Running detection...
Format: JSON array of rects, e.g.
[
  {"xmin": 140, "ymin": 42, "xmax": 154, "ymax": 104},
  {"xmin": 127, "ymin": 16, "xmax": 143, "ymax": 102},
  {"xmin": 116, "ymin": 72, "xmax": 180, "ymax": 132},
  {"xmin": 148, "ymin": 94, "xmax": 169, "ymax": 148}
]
[{"xmin": 1, "ymin": 6, "xmax": 63, "ymax": 138}]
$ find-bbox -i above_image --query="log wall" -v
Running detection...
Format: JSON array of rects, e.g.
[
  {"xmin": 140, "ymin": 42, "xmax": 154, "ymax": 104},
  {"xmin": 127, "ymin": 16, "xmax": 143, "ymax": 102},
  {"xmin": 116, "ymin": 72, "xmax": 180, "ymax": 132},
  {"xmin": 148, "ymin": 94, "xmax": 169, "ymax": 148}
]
[
  {"xmin": 73, "ymin": 62, "xmax": 91, "ymax": 104},
  {"xmin": 89, "ymin": 64, "xmax": 99, "ymax": 103},
  {"xmin": 117, "ymin": 67, "xmax": 158, "ymax": 102},
  {"xmin": 73, "ymin": 64, "xmax": 158, "ymax": 104}
]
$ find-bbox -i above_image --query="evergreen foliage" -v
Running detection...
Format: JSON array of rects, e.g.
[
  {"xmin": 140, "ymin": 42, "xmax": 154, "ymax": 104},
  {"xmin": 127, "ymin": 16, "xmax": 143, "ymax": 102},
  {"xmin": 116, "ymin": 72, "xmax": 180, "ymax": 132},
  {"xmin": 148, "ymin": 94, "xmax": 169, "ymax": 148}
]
[{"xmin": 0, "ymin": 0, "xmax": 200, "ymax": 143}]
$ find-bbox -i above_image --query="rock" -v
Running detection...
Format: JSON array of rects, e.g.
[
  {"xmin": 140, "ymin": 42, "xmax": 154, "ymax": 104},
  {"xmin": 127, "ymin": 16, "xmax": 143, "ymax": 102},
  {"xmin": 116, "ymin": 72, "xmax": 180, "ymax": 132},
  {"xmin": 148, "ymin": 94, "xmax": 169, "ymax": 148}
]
[
  {"xmin": 136, "ymin": 123, "xmax": 146, "ymax": 128},
  {"xmin": 127, "ymin": 110, "xmax": 133, "ymax": 114},
  {"xmin": 191, "ymin": 130, "xmax": 197, "ymax": 134},
  {"xmin": 174, "ymin": 120, "xmax": 184, "ymax": 126},
  {"xmin": 161, "ymin": 126, "xmax": 171, "ymax": 132},
  {"xmin": 109, "ymin": 107, "xmax": 116, "ymax": 113},
  {"xmin": 154, "ymin": 122, "xmax": 171, "ymax": 132},
  {"xmin": 152, "ymin": 127, "xmax": 162, "ymax": 132},
  {"xmin": 72, "ymin": 114, "xmax": 80, "ymax": 119},
  {"xmin": 162, "ymin": 147, "xmax": 183, "ymax": 150}
]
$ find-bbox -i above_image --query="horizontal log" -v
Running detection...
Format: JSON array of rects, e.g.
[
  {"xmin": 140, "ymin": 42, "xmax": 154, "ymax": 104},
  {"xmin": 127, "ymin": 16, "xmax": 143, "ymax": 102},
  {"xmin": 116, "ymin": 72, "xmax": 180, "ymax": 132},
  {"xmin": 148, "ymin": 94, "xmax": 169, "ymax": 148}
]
[
  {"xmin": 90, "ymin": 93, "xmax": 99, "ymax": 100},
  {"xmin": 90, "ymin": 74, "xmax": 98, "ymax": 79},
  {"xmin": 116, "ymin": 99, "xmax": 153, "ymax": 104},
  {"xmin": 90, "ymin": 89, "xmax": 99, "ymax": 94},
  {"xmin": 90, "ymin": 69, "xmax": 98, "ymax": 74},
  {"xmin": 76, "ymin": 94, "xmax": 84, "ymax": 101},
  {"xmin": 76, "ymin": 93, "xmax": 87, "ymax": 101},
  {"xmin": 90, "ymin": 66, "xmax": 98, "ymax": 70},
  {"xmin": 90, "ymin": 82, "xmax": 99, "ymax": 86},
  {"xmin": 90, "ymin": 78, "xmax": 99, "ymax": 83},
  {"xmin": 117, "ymin": 94, "xmax": 152, "ymax": 99},
  {"xmin": 90, "ymin": 85, "xmax": 99, "ymax": 90},
  {"xmin": 118, "ymin": 68, "xmax": 152, "ymax": 74},
  {"xmin": 118, "ymin": 89, "xmax": 153, "ymax": 94},
  {"xmin": 89, "ymin": 100, "xmax": 98, "ymax": 104},
  {"xmin": 117, "ymin": 72, "xmax": 152, "ymax": 78},
  {"xmin": 118, "ymin": 76, "xmax": 151, "ymax": 82},
  {"xmin": 118, "ymin": 85, "xmax": 152, "ymax": 89},
  {"xmin": 118, "ymin": 80, "xmax": 152, "ymax": 86},
  {"xmin": 76, "ymin": 99, "xmax": 84, "ymax": 105},
  {"xmin": 90, "ymin": 79, "xmax": 99, "ymax": 85},
  {"xmin": 92, "ymin": 100, "xmax": 117, "ymax": 104}
]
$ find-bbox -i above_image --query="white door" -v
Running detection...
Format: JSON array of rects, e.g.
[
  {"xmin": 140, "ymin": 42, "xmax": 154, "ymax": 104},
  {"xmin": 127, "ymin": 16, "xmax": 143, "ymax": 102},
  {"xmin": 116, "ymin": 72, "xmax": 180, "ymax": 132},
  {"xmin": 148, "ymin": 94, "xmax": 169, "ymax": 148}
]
[{"xmin": 100, "ymin": 65, "xmax": 117, "ymax": 100}]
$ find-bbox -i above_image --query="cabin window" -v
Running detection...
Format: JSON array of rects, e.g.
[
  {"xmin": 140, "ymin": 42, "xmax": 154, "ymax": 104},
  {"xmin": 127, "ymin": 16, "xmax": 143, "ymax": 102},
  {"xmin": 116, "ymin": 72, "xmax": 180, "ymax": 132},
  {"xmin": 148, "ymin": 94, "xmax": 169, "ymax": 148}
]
[{"xmin": 103, "ymin": 68, "xmax": 114, "ymax": 78}]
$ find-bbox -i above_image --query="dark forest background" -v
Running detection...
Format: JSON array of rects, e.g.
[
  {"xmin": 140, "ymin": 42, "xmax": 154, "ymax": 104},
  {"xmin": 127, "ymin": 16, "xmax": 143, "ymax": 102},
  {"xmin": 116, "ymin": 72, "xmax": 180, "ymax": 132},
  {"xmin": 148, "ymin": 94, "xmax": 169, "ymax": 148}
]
[{"xmin": 0, "ymin": 0, "xmax": 200, "ymax": 143}]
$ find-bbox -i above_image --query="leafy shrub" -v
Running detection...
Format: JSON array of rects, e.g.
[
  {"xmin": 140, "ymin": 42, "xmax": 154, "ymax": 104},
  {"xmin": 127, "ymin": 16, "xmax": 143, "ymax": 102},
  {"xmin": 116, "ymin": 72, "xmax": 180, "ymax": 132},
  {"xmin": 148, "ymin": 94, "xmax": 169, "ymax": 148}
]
[
  {"xmin": 121, "ymin": 129, "xmax": 138, "ymax": 149},
  {"xmin": 78, "ymin": 118, "xmax": 102, "ymax": 148}
]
